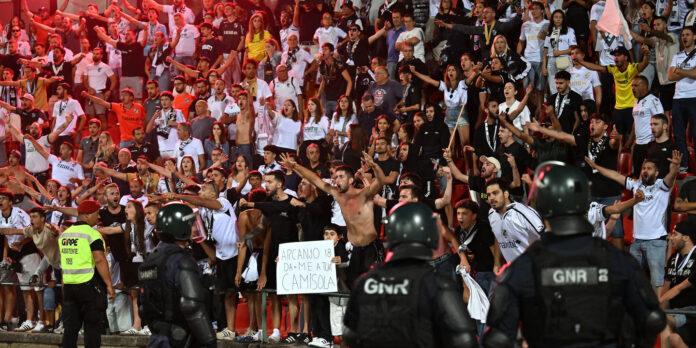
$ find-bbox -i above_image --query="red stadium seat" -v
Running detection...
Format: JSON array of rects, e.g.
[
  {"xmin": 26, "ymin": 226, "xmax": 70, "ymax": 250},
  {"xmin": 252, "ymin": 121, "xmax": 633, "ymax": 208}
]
[
  {"xmin": 621, "ymin": 189, "xmax": 633, "ymax": 202},
  {"xmin": 623, "ymin": 214, "xmax": 634, "ymax": 246},
  {"xmin": 670, "ymin": 182, "xmax": 679, "ymax": 207},
  {"xmin": 618, "ymin": 152, "xmax": 632, "ymax": 177},
  {"xmin": 671, "ymin": 212, "xmax": 687, "ymax": 234}
]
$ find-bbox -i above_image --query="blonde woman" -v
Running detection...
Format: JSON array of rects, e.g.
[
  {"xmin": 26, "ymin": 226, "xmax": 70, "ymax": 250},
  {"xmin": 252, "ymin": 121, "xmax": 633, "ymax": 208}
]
[
  {"xmin": 91, "ymin": 132, "xmax": 119, "ymax": 168},
  {"xmin": 490, "ymin": 35, "xmax": 531, "ymax": 81}
]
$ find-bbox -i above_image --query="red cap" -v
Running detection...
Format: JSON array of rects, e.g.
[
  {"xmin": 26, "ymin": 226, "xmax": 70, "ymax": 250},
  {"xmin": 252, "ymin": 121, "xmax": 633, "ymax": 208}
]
[{"xmin": 77, "ymin": 200, "xmax": 101, "ymax": 214}]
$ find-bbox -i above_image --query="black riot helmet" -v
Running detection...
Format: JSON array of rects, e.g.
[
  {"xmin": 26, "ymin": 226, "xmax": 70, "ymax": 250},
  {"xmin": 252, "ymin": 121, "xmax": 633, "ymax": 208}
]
[
  {"xmin": 384, "ymin": 202, "xmax": 439, "ymax": 261},
  {"xmin": 529, "ymin": 161, "xmax": 593, "ymax": 236},
  {"xmin": 155, "ymin": 203, "xmax": 197, "ymax": 241}
]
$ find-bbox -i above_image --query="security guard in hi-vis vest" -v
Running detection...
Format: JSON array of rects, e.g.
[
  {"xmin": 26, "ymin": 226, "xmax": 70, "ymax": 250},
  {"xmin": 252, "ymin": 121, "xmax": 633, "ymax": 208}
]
[
  {"xmin": 59, "ymin": 199, "xmax": 116, "ymax": 348},
  {"xmin": 138, "ymin": 203, "xmax": 216, "ymax": 348},
  {"xmin": 483, "ymin": 161, "xmax": 666, "ymax": 348},
  {"xmin": 343, "ymin": 202, "xmax": 477, "ymax": 348}
]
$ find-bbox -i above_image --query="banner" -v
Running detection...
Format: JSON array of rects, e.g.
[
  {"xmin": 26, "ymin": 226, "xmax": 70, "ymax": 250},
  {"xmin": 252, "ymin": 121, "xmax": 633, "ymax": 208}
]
[{"xmin": 276, "ymin": 240, "xmax": 337, "ymax": 295}]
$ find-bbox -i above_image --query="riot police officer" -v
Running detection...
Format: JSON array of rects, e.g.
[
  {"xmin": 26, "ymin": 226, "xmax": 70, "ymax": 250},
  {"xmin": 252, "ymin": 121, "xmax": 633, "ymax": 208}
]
[
  {"xmin": 343, "ymin": 202, "xmax": 477, "ymax": 348},
  {"xmin": 137, "ymin": 203, "xmax": 216, "ymax": 348},
  {"xmin": 483, "ymin": 161, "xmax": 666, "ymax": 348}
]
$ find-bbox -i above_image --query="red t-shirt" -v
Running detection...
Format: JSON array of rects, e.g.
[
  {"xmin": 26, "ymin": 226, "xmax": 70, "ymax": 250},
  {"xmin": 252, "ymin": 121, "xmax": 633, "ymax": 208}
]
[{"xmin": 111, "ymin": 103, "xmax": 145, "ymax": 141}]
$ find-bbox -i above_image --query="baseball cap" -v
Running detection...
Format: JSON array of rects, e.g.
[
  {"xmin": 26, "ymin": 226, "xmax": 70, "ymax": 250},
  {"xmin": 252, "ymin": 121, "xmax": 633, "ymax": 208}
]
[
  {"xmin": 480, "ymin": 155, "xmax": 501, "ymax": 171},
  {"xmin": 21, "ymin": 93, "xmax": 34, "ymax": 102},
  {"xmin": 675, "ymin": 220, "xmax": 696, "ymax": 242},
  {"xmin": 77, "ymin": 200, "xmax": 101, "ymax": 214}
]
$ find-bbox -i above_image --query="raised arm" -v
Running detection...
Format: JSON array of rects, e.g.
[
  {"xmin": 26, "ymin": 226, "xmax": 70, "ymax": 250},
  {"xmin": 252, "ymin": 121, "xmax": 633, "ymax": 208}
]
[
  {"xmin": 435, "ymin": 167, "xmax": 453, "ymax": 210},
  {"xmin": 147, "ymin": 162, "xmax": 173, "ymax": 179},
  {"xmin": 165, "ymin": 57, "xmax": 199, "ymax": 79},
  {"xmin": 24, "ymin": 134, "xmax": 50, "ymax": 160},
  {"xmin": 278, "ymin": 153, "xmax": 335, "ymax": 194},
  {"xmin": 576, "ymin": 53, "xmax": 607, "ymax": 73},
  {"xmin": 0, "ymin": 100, "xmax": 17, "ymax": 113},
  {"xmin": 360, "ymin": 152, "xmax": 385, "ymax": 198},
  {"xmin": 603, "ymin": 189, "xmax": 645, "ymax": 216},
  {"xmin": 500, "ymin": 114, "xmax": 535, "ymax": 145},
  {"xmin": 28, "ymin": 18, "xmax": 57, "ymax": 34},
  {"xmin": 165, "ymin": 192, "xmax": 223, "ymax": 210},
  {"xmin": 409, "ymin": 65, "xmax": 439, "ymax": 87},
  {"xmin": 443, "ymin": 147, "xmax": 469, "ymax": 183},
  {"xmin": 584, "ymin": 156, "xmax": 627, "ymax": 186},
  {"xmin": 47, "ymin": 114, "xmax": 74, "ymax": 143},
  {"xmin": 663, "ymin": 150, "xmax": 683, "ymax": 188},
  {"xmin": 526, "ymin": 118, "xmax": 576, "ymax": 145},
  {"xmin": 144, "ymin": 0, "xmax": 164, "ymax": 12},
  {"xmin": 95, "ymin": 27, "xmax": 118, "ymax": 47},
  {"xmin": 636, "ymin": 44, "xmax": 651, "ymax": 72},
  {"xmin": 81, "ymin": 90, "xmax": 112, "ymax": 110},
  {"xmin": 93, "ymin": 163, "xmax": 128, "ymax": 181}
]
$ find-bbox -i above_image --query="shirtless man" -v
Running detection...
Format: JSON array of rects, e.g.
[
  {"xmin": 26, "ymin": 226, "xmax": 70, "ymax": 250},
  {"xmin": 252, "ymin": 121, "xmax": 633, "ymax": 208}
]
[
  {"xmin": 0, "ymin": 151, "xmax": 31, "ymax": 186},
  {"xmin": 234, "ymin": 188, "xmax": 270, "ymax": 342},
  {"xmin": 231, "ymin": 90, "xmax": 255, "ymax": 167},
  {"xmin": 278, "ymin": 151, "xmax": 385, "ymax": 284}
]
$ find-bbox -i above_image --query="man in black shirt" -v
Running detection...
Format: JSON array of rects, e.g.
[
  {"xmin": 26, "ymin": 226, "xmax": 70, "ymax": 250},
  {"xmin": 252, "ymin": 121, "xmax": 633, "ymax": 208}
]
[
  {"xmin": 661, "ymin": 221, "xmax": 696, "ymax": 346},
  {"xmin": 317, "ymin": 43, "xmax": 352, "ymax": 115},
  {"xmin": 98, "ymin": 184, "xmax": 128, "ymax": 279},
  {"xmin": 199, "ymin": 22, "xmax": 224, "ymax": 68},
  {"xmin": 472, "ymin": 100, "xmax": 502, "ymax": 160},
  {"xmin": 337, "ymin": 23, "xmax": 369, "ymax": 98},
  {"xmin": 357, "ymin": 94, "xmax": 383, "ymax": 136},
  {"xmin": 95, "ymin": 27, "xmax": 146, "ymax": 102},
  {"xmin": 646, "ymin": 113, "xmax": 678, "ymax": 178},
  {"xmin": 218, "ymin": 3, "xmax": 245, "ymax": 83},
  {"xmin": 396, "ymin": 65, "xmax": 421, "ymax": 124},
  {"xmin": 547, "ymin": 70, "xmax": 583, "ymax": 134},
  {"xmin": 0, "ymin": 40, "xmax": 30, "ymax": 79},
  {"xmin": 0, "ymin": 93, "xmax": 48, "ymax": 133},
  {"xmin": 374, "ymin": 137, "xmax": 400, "ymax": 198},
  {"xmin": 128, "ymin": 127, "xmax": 160, "ymax": 163},
  {"xmin": 499, "ymin": 126, "xmax": 532, "ymax": 199}
]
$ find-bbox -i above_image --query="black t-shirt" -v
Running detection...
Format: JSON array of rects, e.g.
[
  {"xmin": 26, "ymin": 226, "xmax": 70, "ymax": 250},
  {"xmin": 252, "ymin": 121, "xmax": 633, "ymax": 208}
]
[
  {"xmin": 218, "ymin": 19, "xmax": 245, "ymax": 52},
  {"xmin": 376, "ymin": 157, "xmax": 400, "ymax": 199},
  {"xmin": 128, "ymin": 141, "xmax": 160, "ymax": 163},
  {"xmin": 298, "ymin": 7, "xmax": 323, "ymax": 43},
  {"xmin": 468, "ymin": 176, "xmax": 491, "ymax": 222},
  {"xmin": 646, "ymin": 139, "xmax": 678, "ymax": 179},
  {"xmin": 0, "ymin": 54, "xmax": 26, "ymax": 79},
  {"xmin": 116, "ymin": 41, "xmax": 145, "ymax": 77},
  {"xmin": 455, "ymin": 222, "xmax": 495, "ymax": 272},
  {"xmin": 548, "ymin": 90, "xmax": 583, "ymax": 134},
  {"xmin": 255, "ymin": 196, "xmax": 300, "ymax": 257},
  {"xmin": 320, "ymin": 59, "xmax": 349, "ymax": 102},
  {"xmin": 199, "ymin": 37, "xmax": 223, "ymax": 63},
  {"xmin": 502, "ymin": 142, "xmax": 533, "ymax": 197},
  {"xmin": 338, "ymin": 39, "xmax": 370, "ymax": 78},
  {"xmin": 580, "ymin": 136, "xmax": 622, "ymax": 197},
  {"xmin": 665, "ymin": 250, "xmax": 696, "ymax": 309},
  {"xmin": 473, "ymin": 121, "xmax": 501, "ymax": 159},
  {"xmin": 99, "ymin": 206, "xmax": 128, "ymax": 263},
  {"xmin": 532, "ymin": 137, "xmax": 568, "ymax": 164},
  {"xmin": 399, "ymin": 82, "xmax": 421, "ymax": 124},
  {"xmin": 113, "ymin": 164, "xmax": 138, "ymax": 196},
  {"xmin": 15, "ymin": 108, "xmax": 48, "ymax": 133},
  {"xmin": 678, "ymin": 180, "xmax": 696, "ymax": 217}
]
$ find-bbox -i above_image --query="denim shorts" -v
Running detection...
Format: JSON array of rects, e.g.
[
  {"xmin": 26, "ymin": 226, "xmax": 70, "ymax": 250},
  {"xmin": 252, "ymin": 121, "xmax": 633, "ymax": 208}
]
[
  {"xmin": 445, "ymin": 105, "xmax": 469, "ymax": 130},
  {"xmin": 673, "ymin": 306, "xmax": 696, "ymax": 328},
  {"xmin": 524, "ymin": 61, "xmax": 545, "ymax": 91},
  {"xmin": 629, "ymin": 238, "xmax": 668, "ymax": 287}
]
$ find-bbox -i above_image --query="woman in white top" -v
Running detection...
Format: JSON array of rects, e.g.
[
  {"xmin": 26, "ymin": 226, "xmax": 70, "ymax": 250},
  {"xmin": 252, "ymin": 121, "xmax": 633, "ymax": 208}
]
[
  {"xmin": 227, "ymin": 154, "xmax": 252, "ymax": 195},
  {"xmin": 542, "ymin": 10, "xmax": 576, "ymax": 94},
  {"xmin": 410, "ymin": 64, "xmax": 469, "ymax": 145},
  {"xmin": 270, "ymin": 99, "xmax": 303, "ymax": 153},
  {"xmin": 49, "ymin": 186, "xmax": 75, "ymax": 228},
  {"xmin": 98, "ymin": 200, "xmax": 148, "ymax": 335},
  {"xmin": 299, "ymin": 97, "xmax": 331, "ymax": 165},
  {"xmin": 329, "ymin": 94, "xmax": 358, "ymax": 152}
]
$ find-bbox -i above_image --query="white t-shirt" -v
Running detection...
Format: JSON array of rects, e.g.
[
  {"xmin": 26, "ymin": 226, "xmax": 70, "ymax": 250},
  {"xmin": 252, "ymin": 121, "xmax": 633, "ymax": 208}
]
[
  {"xmin": 519, "ymin": 19, "xmax": 549, "ymax": 63},
  {"xmin": 489, "ymin": 202, "xmax": 544, "ymax": 262},
  {"xmin": 84, "ymin": 62, "xmax": 115, "ymax": 92},
  {"xmin": 52, "ymin": 98, "xmax": 84, "ymax": 136},
  {"xmin": 439, "ymin": 80, "xmax": 467, "ymax": 108},
  {"xmin": 174, "ymin": 24, "xmax": 199, "ymax": 57},
  {"xmin": 203, "ymin": 198, "xmax": 238, "ymax": 260},
  {"xmin": 303, "ymin": 115, "xmax": 330, "ymax": 141},
  {"xmin": 625, "ymin": 178, "xmax": 670, "ymax": 239},
  {"xmin": 48, "ymin": 155, "xmax": 85, "ymax": 186},
  {"xmin": 595, "ymin": 33, "xmax": 625, "ymax": 66},
  {"xmin": 24, "ymin": 135, "xmax": 50, "ymax": 173},
  {"xmin": 544, "ymin": 27, "xmax": 576, "ymax": 57},
  {"xmin": 313, "ymin": 26, "xmax": 347, "ymax": 48},
  {"xmin": 590, "ymin": 1, "xmax": 606, "ymax": 23},
  {"xmin": 119, "ymin": 194, "xmax": 149, "ymax": 207},
  {"xmin": 73, "ymin": 52, "xmax": 93, "ymax": 85},
  {"xmin": 671, "ymin": 49, "xmax": 696, "ymax": 99},
  {"xmin": 396, "ymin": 27, "xmax": 425, "ymax": 61},
  {"xmin": 279, "ymin": 24, "xmax": 300, "ymax": 52},
  {"xmin": 175, "ymin": 137, "xmax": 205, "ymax": 171},
  {"xmin": 330, "ymin": 113, "xmax": 358, "ymax": 147},
  {"xmin": 0, "ymin": 207, "xmax": 31, "ymax": 248},
  {"xmin": 271, "ymin": 112, "xmax": 302, "ymax": 150},
  {"xmin": 207, "ymin": 94, "xmax": 233, "ymax": 121},
  {"xmin": 247, "ymin": 78, "xmax": 273, "ymax": 113},
  {"xmin": 281, "ymin": 49, "xmax": 315, "ymax": 85},
  {"xmin": 587, "ymin": 201, "xmax": 609, "ymax": 239},
  {"xmin": 500, "ymin": 100, "xmax": 530, "ymax": 131},
  {"xmin": 155, "ymin": 108, "xmax": 185, "ymax": 153},
  {"xmin": 104, "ymin": 38, "xmax": 123, "ymax": 70},
  {"xmin": 162, "ymin": 5, "xmax": 195, "ymax": 39},
  {"xmin": 632, "ymin": 94, "xmax": 664, "ymax": 145},
  {"xmin": 270, "ymin": 76, "xmax": 302, "ymax": 112},
  {"xmin": 569, "ymin": 66, "xmax": 601, "ymax": 101}
]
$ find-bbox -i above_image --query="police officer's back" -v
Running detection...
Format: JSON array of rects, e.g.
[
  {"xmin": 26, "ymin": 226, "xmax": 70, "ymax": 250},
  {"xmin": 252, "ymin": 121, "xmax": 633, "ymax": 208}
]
[
  {"xmin": 59, "ymin": 200, "xmax": 116, "ymax": 348},
  {"xmin": 343, "ymin": 202, "xmax": 477, "ymax": 348},
  {"xmin": 138, "ymin": 203, "xmax": 216, "ymax": 348},
  {"xmin": 483, "ymin": 162, "xmax": 666, "ymax": 348}
]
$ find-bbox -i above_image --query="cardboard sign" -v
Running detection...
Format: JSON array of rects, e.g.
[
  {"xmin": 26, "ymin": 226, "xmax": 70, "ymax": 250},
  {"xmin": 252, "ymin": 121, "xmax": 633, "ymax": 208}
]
[{"xmin": 276, "ymin": 240, "xmax": 337, "ymax": 295}]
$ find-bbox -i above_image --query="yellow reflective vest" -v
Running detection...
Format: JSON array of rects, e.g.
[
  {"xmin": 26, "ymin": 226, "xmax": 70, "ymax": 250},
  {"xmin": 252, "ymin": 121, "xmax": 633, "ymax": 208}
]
[{"xmin": 59, "ymin": 223, "xmax": 105, "ymax": 285}]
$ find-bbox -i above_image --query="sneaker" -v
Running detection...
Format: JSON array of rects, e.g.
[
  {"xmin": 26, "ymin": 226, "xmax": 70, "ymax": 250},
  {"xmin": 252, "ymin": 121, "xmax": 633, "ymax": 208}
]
[
  {"xmin": 308, "ymin": 337, "xmax": 332, "ymax": 348},
  {"xmin": 138, "ymin": 326, "xmax": 151, "ymax": 335},
  {"xmin": 122, "ymin": 327, "xmax": 140, "ymax": 335},
  {"xmin": 281, "ymin": 332, "xmax": 298, "ymax": 343},
  {"xmin": 32, "ymin": 321, "xmax": 45, "ymax": 333},
  {"xmin": 268, "ymin": 331, "xmax": 282, "ymax": 343},
  {"xmin": 297, "ymin": 333, "xmax": 311, "ymax": 345},
  {"xmin": 252, "ymin": 330, "xmax": 263, "ymax": 342},
  {"xmin": 216, "ymin": 328, "xmax": 236, "ymax": 340},
  {"xmin": 0, "ymin": 321, "xmax": 7, "ymax": 331},
  {"xmin": 53, "ymin": 322, "xmax": 64, "ymax": 334},
  {"xmin": 243, "ymin": 328, "xmax": 256, "ymax": 337},
  {"xmin": 14, "ymin": 320, "xmax": 35, "ymax": 332}
]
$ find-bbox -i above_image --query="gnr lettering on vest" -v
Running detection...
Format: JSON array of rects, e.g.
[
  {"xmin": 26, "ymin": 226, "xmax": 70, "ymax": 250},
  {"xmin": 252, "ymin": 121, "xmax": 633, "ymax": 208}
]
[
  {"xmin": 363, "ymin": 278, "xmax": 410, "ymax": 295},
  {"xmin": 540, "ymin": 267, "xmax": 609, "ymax": 286}
]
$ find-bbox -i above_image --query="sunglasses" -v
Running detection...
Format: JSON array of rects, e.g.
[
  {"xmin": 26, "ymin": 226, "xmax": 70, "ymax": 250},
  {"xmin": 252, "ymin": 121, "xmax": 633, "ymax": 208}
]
[
  {"xmin": 12, "ymin": 29, "xmax": 19, "ymax": 33},
  {"xmin": 349, "ymin": 28, "xmax": 358, "ymax": 31}
]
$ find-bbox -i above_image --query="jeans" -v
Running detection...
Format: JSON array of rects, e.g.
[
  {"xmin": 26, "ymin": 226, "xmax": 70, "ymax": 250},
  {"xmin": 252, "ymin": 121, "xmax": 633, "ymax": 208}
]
[
  {"xmin": 149, "ymin": 67, "xmax": 171, "ymax": 92},
  {"xmin": 672, "ymin": 97, "xmax": 696, "ymax": 167},
  {"xmin": 547, "ymin": 56, "xmax": 571, "ymax": 94},
  {"xmin": 629, "ymin": 238, "xmax": 668, "ymax": 287},
  {"xmin": 387, "ymin": 61, "xmax": 398, "ymax": 80},
  {"xmin": 236, "ymin": 144, "xmax": 254, "ymax": 168},
  {"xmin": 429, "ymin": 252, "xmax": 459, "ymax": 282},
  {"xmin": 444, "ymin": 105, "xmax": 468, "ymax": 130},
  {"xmin": 524, "ymin": 61, "xmax": 545, "ymax": 91},
  {"xmin": 474, "ymin": 271, "xmax": 497, "ymax": 337},
  {"xmin": 592, "ymin": 195, "xmax": 623, "ymax": 238}
]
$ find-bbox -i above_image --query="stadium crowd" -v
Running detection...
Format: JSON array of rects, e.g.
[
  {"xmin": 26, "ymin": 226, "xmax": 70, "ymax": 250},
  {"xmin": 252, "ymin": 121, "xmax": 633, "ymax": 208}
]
[{"xmin": 0, "ymin": 0, "xmax": 695, "ymax": 345}]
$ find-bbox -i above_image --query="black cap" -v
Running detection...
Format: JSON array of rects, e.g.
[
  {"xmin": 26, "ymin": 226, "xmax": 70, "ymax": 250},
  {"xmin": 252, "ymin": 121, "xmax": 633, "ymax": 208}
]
[
  {"xmin": 611, "ymin": 46, "xmax": 631, "ymax": 57},
  {"xmin": 675, "ymin": 220, "xmax": 696, "ymax": 242}
]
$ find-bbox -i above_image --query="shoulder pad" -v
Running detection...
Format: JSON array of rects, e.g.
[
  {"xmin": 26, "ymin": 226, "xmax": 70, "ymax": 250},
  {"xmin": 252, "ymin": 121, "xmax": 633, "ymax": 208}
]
[
  {"xmin": 435, "ymin": 273, "xmax": 457, "ymax": 291},
  {"xmin": 177, "ymin": 255, "xmax": 197, "ymax": 271}
]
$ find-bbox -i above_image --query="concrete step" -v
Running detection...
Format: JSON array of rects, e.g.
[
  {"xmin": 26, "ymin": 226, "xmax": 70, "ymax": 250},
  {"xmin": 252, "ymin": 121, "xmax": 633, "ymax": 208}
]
[{"xmin": 0, "ymin": 332, "xmax": 302, "ymax": 348}]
